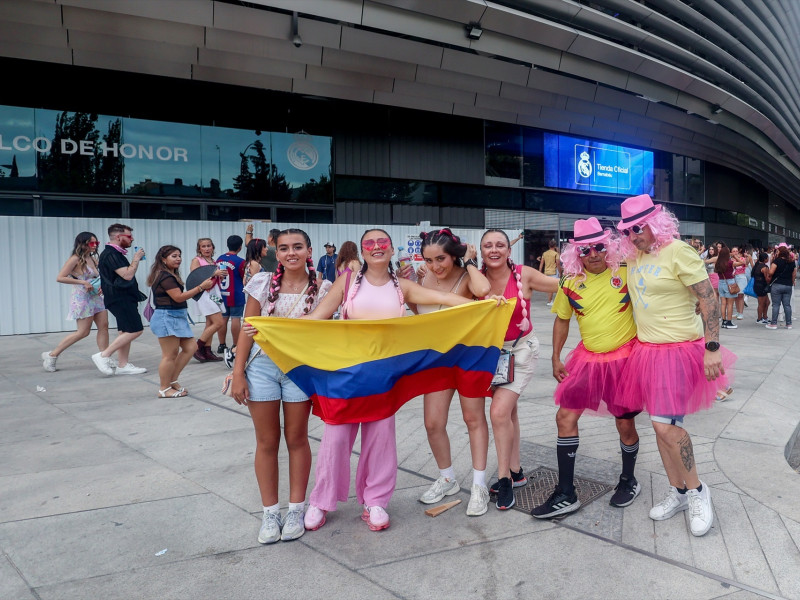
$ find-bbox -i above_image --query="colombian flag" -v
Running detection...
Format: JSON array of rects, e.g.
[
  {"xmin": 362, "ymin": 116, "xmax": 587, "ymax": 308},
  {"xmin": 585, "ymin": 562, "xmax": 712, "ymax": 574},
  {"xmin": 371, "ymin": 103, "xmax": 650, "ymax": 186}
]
[{"xmin": 247, "ymin": 299, "xmax": 514, "ymax": 424}]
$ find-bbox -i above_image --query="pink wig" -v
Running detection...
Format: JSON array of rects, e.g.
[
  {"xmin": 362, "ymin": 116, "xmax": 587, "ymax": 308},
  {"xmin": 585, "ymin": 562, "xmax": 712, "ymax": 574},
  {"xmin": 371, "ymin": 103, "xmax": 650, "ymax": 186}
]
[
  {"xmin": 560, "ymin": 233, "xmax": 624, "ymax": 283},
  {"xmin": 619, "ymin": 208, "xmax": 680, "ymax": 258}
]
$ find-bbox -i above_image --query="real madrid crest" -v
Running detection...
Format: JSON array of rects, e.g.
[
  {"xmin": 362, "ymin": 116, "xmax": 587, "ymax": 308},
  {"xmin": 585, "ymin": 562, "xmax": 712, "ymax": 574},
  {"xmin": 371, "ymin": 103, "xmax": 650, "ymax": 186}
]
[
  {"xmin": 577, "ymin": 151, "xmax": 592, "ymax": 178},
  {"xmin": 610, "ymin": 275, "xmax": 623, "ymax": 289},
  {"xmin": 286, "ymin": 133, "xmax": 319, "ymax": 171}
]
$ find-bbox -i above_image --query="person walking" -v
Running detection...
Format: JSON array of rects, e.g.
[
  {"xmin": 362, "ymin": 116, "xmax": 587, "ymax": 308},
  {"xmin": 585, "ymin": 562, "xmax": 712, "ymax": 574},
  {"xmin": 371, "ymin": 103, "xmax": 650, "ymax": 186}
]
[
  {"xmin": 189, "ymin": 238, "xmax": 226, "ymax": 363},
  {"xmin": 766, "ymin": 245, "xmax": 796, "ymax": 329},
  {"xmin": 42, "ymin": 232, "xmax": 109, "ymax": 372},
  {"xmin": 92, "ymin": 223, "xmax": 147, "ymax": 376},
  {"xmin": 538, "ymin": 239, "xmax": 560, "ymax": 306},
  {"xmin": 147, "ymin": 246, "xmax": 215, "ymax": 398},
  {"xmin": 530, "ymin": 218, "xmax": 643, "ymax": 518},
  {"xmin": 615, "ymin": 194, "xmax": 734, "ymax": 537}
]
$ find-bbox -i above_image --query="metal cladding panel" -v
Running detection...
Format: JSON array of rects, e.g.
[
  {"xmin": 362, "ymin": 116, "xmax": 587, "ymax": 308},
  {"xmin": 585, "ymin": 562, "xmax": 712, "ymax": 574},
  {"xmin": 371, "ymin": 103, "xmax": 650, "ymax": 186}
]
[{"xmin": 1, "ymin": 216, "xmax": 517, "ymax": 335}]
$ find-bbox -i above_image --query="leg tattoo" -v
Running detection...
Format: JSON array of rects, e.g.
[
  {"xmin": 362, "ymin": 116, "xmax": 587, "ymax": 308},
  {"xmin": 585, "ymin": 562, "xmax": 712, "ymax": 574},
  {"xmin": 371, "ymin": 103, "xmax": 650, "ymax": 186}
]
[{"xmin": 678, "ymin": 432, "xmax": 695, "ymax": 472}]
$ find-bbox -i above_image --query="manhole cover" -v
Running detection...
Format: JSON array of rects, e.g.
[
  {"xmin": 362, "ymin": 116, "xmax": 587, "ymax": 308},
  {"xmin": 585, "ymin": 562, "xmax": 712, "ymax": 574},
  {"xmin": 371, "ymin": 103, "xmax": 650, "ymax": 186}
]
[{"xmin": 491, "ymin": 466, "xmax": 614, "ymax": 519}]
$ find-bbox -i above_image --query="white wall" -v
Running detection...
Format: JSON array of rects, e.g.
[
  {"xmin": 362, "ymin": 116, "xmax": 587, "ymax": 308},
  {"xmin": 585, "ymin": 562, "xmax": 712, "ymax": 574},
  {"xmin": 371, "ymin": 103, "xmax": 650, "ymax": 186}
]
[{"xmin": 0, "ymin": 216, "xmax": 522, "ymax": 335}]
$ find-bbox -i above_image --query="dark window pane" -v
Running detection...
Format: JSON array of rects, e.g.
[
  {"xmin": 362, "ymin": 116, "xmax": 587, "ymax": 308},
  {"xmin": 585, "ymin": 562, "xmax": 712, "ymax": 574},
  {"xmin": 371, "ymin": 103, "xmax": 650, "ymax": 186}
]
[
  {"xmin": 206, "ymin": 204, "xmax": 270, "ymax": 222},
  {"xmin": 129, "ymin": 202, "xmax": 200, "ymax": 220},
  {"xmin": 685, "ymin": 205, "xmax": 703, "ymax": 221},
  {"xmin": 485, "ymin": 122, "xmax": 521, "ymax": 185},
  {"xmin": 0, "ymin": 197, "xmax": 34, "ymax": 215},
  {"xmin": 522, "ymin": 128, "xmax": 544, "ymax": 188},
  {"xmin": 525, "ymin": 191, "xmax": 589, "ymax": 214},
  {"xmin": 442, "ymin": 184, "xmax": 521, "ymax": 209},
  {"xmin": 335, "ymin": 177, "xmax": 432, "ymax": 204}
]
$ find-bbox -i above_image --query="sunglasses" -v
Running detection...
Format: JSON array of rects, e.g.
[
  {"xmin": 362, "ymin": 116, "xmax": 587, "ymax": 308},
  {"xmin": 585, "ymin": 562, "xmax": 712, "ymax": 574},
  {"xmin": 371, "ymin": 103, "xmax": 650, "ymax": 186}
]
[
  {"xmin": 88, "ymin": 241, "xmax": 99, "ymax": 247},
  {"xmin": 578, "ymin": 243, "xmax": 607, "ymax": 257},
  {"xmin": 361, "ymin": 237, "xmax": 391, "ymax": 251},
  {"xmin": 621, "ymin": 224, "xmax": 646, "ymax": 237}
]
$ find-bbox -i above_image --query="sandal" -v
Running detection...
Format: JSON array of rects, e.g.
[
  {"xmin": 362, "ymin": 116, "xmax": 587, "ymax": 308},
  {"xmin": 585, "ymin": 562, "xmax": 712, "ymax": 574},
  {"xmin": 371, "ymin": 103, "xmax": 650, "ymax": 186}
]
[
  {"xmin": 715, "ymin": 387, "xmax": 733, "ymax": 402},
  {"xmin": 158, "ymin": 387, "xmax": 187, "ymax": 398},
  {"xmin": 170, "ymin": 380, "xmax": 186, "ymax": 393}
]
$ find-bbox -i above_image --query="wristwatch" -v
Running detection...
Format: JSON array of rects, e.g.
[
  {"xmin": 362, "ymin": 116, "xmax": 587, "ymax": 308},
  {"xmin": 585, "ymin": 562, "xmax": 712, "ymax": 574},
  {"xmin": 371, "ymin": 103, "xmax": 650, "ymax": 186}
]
[
  {"xmin": 705, "ymin": 341, "xmax": 720, "ymax": 352},
  {"xmin": 464, "ymin": 258, "xmax": 478, "ymax": 269}
]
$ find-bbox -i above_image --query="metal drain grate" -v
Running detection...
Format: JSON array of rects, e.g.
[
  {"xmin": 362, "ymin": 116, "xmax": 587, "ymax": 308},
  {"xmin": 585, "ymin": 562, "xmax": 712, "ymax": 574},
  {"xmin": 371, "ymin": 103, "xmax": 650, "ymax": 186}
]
[{"xmin": 493, "ymin": 467, "xmax": 614, "ymax": 519}]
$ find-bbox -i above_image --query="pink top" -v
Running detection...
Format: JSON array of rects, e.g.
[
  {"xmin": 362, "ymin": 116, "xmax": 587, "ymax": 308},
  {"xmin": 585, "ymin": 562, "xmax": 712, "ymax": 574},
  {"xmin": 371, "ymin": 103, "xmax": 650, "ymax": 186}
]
[
  {"xmin": 347, "ymin": 278, "xmax": 405, "ymax": 320},
  {"xmin": 484, "ymin": 264, "xmax": 532, "ymax": 341}
]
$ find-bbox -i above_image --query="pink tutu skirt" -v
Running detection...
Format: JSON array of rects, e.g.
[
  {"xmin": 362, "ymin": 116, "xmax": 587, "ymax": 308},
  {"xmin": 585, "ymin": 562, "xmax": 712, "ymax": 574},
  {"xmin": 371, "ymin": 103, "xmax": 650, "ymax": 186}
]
[
  {"xmin": 555, "ymin": 338, "xmax": 642, "ymax": 417},
  {"xmin": 616, "ymin": 339, "xmax": 736, "ymax": 416}
]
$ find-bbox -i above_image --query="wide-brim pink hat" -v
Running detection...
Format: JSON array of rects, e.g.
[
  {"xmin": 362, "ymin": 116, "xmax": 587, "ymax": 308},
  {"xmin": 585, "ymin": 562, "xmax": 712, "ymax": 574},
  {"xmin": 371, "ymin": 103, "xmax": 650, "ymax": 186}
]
[
  {"xmin": 617, "ymin": 194, "xmax": 661, "ymax": 229},
  {"xmin": 569, "ymin": 217, "xmax": 612, "ymax": 245}
]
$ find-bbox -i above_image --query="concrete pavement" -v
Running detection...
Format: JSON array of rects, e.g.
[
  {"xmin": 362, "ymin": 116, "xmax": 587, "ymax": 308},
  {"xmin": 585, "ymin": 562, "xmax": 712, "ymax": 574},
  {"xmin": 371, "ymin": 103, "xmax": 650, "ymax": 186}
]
[{"xmin": 2, "ymin": 294, "xmax": 800, "ymax": 600}]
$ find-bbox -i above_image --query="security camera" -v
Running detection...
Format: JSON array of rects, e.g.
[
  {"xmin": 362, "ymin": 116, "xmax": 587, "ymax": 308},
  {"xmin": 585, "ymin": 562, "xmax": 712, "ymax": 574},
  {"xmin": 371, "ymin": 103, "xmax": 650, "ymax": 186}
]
[{"xmin": 292, "ymin": 34, "xmax": 302, "ymax": 48}]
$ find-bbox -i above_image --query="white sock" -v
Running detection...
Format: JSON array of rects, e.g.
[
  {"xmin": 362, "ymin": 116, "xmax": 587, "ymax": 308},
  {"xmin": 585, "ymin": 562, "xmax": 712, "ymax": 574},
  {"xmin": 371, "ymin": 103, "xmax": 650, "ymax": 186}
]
[
  {"xmin": 288, "ymin": 501, "xmax": 305, "ymax": 512},
  {"xmin": 263, "ymin": 503, "xmax": 280, "ymax": 514},
  {"xmin": 473, "ymin": 469, "xmax": 486, "ymax": 487},
  {"xmin": 440, "ymin": 466, "xmax": 456, "ymax": 481}
]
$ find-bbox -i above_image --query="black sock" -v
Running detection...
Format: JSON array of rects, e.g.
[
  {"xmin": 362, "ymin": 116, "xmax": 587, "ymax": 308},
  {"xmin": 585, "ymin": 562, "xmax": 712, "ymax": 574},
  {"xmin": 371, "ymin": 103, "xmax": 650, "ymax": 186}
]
[
  {"xmin": 677, "ymin": 486, "xmax": 688, "ymax": 494},
  {"xmin": 557, "ymin": 436, "xmax": 579, "ymax": 493},
  {"xmin": 695, "ymin": 484, "xmax": 703, "ymax": 492},
  {"xmin": 620, "ymin": 439, "xmax": 639, "ymax": 479}
]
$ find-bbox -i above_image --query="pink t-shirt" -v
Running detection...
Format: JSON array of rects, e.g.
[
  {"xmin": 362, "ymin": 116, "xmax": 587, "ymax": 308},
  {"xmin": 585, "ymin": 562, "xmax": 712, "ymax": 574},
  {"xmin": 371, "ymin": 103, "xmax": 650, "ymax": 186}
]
[{"xmin": 347, "ymin": 278, "xmax": 405, "ymax": 320}]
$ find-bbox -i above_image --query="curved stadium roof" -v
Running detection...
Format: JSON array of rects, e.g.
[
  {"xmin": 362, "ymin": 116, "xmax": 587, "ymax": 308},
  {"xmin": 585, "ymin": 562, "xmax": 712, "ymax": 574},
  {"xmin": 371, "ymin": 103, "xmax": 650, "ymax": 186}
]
[{"xmin": 1, "ymin": 0, "xmax": 799, "ymax": 204}]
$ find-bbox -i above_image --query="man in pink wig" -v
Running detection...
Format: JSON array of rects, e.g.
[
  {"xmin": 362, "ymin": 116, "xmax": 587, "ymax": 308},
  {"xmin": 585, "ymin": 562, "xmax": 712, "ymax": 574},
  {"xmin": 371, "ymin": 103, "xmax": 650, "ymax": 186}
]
[
  {"xmin": 615, "ymin": 194, "xmax": 735, "ymax": 537},
  {"xmin": 531, "ymin": 218, "xmax": 643, "ymax": 519}
]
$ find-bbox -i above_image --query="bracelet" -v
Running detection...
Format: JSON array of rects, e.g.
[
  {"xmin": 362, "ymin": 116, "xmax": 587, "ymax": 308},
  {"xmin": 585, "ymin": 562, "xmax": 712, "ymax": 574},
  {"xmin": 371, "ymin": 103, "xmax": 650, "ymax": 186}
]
[{"xmin": 464, "ymin": 258, "xmax": 478, "ymax": 269}]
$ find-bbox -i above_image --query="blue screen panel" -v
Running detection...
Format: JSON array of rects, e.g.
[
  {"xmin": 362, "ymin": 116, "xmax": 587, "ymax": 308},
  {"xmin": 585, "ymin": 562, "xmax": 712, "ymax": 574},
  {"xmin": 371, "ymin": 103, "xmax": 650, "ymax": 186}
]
[{"xmin": 543, "ymin": 133, "xmax": 654, "ymax": 196}]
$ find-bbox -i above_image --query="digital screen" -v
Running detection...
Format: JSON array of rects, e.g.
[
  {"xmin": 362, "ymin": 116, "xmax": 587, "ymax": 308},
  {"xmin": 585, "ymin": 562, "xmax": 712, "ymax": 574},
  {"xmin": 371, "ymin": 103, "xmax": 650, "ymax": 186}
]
[{"xmin": 543, "ymin": 133, "xmax": 654, "ymax": 196}]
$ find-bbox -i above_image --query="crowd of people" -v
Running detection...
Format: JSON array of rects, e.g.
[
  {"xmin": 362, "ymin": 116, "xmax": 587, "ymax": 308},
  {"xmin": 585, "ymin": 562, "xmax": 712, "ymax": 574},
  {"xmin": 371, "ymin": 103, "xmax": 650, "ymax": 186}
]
[{"xmin": 43, "ymin": 195, "xmax": 747, "ymax": 545}]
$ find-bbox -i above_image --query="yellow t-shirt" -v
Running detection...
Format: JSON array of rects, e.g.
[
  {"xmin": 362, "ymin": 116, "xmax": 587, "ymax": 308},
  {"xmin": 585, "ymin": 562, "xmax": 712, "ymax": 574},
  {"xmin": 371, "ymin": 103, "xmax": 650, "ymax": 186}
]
[
  {"xmin": 627, "ymin": 240, "xmax": 707, "ymax": 343},
  {"xmin": 541, "ymin": 249, "xmax": 559, "ymax": 276},
  {"xmin": 552, "ymin": 268, "xmax": 636, "ymax": 353}
]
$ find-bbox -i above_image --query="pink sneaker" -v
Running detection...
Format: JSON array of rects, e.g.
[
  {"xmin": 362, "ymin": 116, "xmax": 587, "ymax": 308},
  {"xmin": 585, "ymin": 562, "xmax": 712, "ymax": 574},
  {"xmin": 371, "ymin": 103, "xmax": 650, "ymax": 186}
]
[
  {"xmin": 304, "ymin": 505, "xmax": 327, "ymax": 531},
  {"xmin": 361, "ymin": 505, "xmax": 390, "ymax": 531}
]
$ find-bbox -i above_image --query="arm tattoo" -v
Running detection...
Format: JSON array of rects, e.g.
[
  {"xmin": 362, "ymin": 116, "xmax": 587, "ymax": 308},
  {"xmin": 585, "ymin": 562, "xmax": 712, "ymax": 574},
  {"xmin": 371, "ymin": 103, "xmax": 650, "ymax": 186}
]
[
  {"xmin": 689, "ymin": 279, "xmax": 719, "ymax": 341},
  {"xmin": 678, "ymin": 432, "xmax": 695, "ymax": 472}
]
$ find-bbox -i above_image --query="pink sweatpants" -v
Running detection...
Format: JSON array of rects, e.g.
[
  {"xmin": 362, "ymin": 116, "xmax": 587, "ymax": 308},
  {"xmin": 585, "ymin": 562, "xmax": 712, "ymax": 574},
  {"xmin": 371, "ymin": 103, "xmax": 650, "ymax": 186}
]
[{"xmin": 309, "ymin": 416, "xmax": 397, "ymax": 510}]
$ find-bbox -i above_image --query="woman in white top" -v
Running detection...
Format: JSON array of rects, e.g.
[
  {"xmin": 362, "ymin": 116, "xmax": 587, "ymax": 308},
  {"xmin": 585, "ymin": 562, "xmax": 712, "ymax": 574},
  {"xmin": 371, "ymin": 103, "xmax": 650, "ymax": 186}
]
[
  {"xmin": 408, "ymin": 228, "xmax": 494, "ymax": 517},
  {"xmin": 231, "ymin": 229, "xmax": 332, "ymax": 546}
]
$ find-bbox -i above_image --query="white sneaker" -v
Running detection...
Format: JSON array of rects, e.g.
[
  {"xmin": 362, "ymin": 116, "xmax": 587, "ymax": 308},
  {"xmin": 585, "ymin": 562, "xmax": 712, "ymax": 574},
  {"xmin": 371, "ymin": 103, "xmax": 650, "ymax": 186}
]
[
  {"xmin": 546, "ymin": 302, "xmax": 553, "ymax": 306},
  {"xmin": 686, "ymin": 483, "xmax": 713, "ymax": 536},
  {"xmin": 735, "ymin": 313, "xmax": 743, "ymax": 320},
  {"xmin": 649, "ymin": 486, "xmax": 689, "ymax": 521},
  {"xmin": 466, "ymin": 484, "xmax": 489, "ymax": 517},
  {"xmin": 115, "ymin": 363, "xmax": 147, "ymax": 375},
  {"xmin": 281, "ymin": 506, "xmax": 305, "ymax": 541},
  {"xmin": 419, "ymin": 475, "xmax": 460, "ymax": 504},
  {"xmin": 258, "ymin": 511, "xmax": 282, "ymax": 544},
  {"xmin": 42, "ymin": 351, "xmax": 57, "ymax": 372},
  {"xmin": 91, "ymin": 352, "xmax": 114, "ymax": 376}
]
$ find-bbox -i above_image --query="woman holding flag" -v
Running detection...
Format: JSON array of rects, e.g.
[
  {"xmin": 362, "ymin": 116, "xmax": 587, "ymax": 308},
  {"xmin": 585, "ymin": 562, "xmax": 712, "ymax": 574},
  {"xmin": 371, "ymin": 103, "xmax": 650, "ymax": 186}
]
[
  {"xmin": 230, "ymin": 229, "xmax": 332, "ymax": 545},
  {"xmin": 300, "ymin": 229, "xmax": 480, "ymax": 532},
  {"xmin": 480, "ymin": 229, "xmax": 559, "ymax": 510},
  {"xmin": 410, "ymin": 228, "xmax": 495, "ymax": 517}
]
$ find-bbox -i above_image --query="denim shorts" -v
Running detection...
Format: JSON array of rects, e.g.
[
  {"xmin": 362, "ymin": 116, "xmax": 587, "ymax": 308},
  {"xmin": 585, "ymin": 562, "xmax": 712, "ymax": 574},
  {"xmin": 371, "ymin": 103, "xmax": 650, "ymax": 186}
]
[
  {"xmin": 223, "ymin": 304, "xmax": 244, "ymax": 318},
  {"xmin": 651, "ymin": 414, "xmax": 685, "ymax": 428},
  {"xmin": 718, "ymin": 279, "xmax": 737, "ymax": 299},
  {"xmin": 245, "ymin": 346, "xmax": 309, "ymax": 403},
  {"xmin": 149, "ymin": 308, "xmax": 193, "ymax": 338},
  {"xmin": 734, "ymin": 273, "xmax": 747, "ymax": 292}
]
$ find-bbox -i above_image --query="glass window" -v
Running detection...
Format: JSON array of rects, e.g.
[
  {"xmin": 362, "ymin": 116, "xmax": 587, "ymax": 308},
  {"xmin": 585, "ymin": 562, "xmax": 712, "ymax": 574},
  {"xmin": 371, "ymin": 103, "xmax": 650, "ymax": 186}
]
[
  {"xmin": 0, "ymin": 106, "xmax": 37, "ymax": 192},
  {"xmin": 129, "ymin": 202, "xmax": 201, "ymax": 220},
  {"xmin": 442, "ymin": 184, "xmax": 521, "ymax": 209},
  {"xmin": 42, "ymin": 199, "xmax": 121, "ymax": 218},
  {"xmin": 271, "ymin": 132, "xmax": 333, "ymax": 204},
  {"xmin": 522, "ymin": 128, "xmax": 544, "ymax": 188},
  {"xmin": 275, "ymin": 207, "xmax": 332, "ymax": 223},
  {"xmin": 485, "ymin": 122, "xmax": 522, "ymax": 185},
  {"xmin": 335, "ymin": 177, "xmax": 432, "ymax": 204},
  {"xmin": 525, "ymin": 191, "xmax": 589, "ymax": 214},
  {"xmin": 206, "ymin": 204, "xmax": 272, "ymax": 222},
  {"xmin": 686, "ymin": 157, "xmax": 704, "ymax": 204},
  {"xmin": 0, "ymin": 196, "xmax": 34, "ymax": 215}
]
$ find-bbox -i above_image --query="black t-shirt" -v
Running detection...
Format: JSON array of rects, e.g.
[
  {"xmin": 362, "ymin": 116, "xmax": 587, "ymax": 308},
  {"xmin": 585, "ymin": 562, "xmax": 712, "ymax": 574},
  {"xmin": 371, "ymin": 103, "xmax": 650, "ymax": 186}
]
[
  {"xmin": 153, "ymin": 272, "xmax": 188, "ymax": 309},
  {"xmin": 772, "ymin": 258, "xmax": 795, "ymax": 286},
  {"xmin": 99, "ymin": 246, "xmax": 142, "ymax": 306}
]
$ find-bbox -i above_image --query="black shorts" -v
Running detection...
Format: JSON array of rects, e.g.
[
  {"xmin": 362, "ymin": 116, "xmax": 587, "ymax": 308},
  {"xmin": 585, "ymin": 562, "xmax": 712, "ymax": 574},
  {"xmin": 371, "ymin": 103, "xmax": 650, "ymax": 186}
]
[{"xmin": 107, "ymin": 300, "xmax": 144, "ymax": 333}]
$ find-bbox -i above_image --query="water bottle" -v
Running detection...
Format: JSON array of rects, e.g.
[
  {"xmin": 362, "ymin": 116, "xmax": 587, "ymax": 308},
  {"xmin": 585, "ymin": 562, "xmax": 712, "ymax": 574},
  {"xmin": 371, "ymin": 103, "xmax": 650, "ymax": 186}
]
[
  {"xmin": 134, "ymin": 246, "xmax": 146, "ymax": 260},
  {"xmin": 397, "ymin": 248, "xmax": 417, "ymax": 282}
]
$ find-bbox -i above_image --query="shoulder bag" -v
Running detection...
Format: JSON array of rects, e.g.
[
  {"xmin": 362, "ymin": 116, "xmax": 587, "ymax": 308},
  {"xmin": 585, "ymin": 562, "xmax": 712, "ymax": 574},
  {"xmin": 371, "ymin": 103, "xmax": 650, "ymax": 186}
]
[{"xmin": 491, "ymin": 331, "xmax": 523, "ymax": 386}]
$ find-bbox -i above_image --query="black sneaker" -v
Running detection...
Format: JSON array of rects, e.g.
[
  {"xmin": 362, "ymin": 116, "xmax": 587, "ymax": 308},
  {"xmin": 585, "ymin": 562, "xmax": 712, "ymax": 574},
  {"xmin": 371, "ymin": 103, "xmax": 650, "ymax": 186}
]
[
  {"xmin": 217, "ymin": 343, "xmax": 228, "ymax": 355},
  {"xmin": 609, "ymin": 475, "xmax": 641, "ymax": 507},
  {"xmin": 489, "ymin": 467, "xmax": 527, "ymax": 494},
  {"xmin": 495, "ymin": 477, "xmax": 515, "ymax": 510},
  {"xmin": 530, "ymin": 486, "xmax": 580, "ymax": 519}
]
